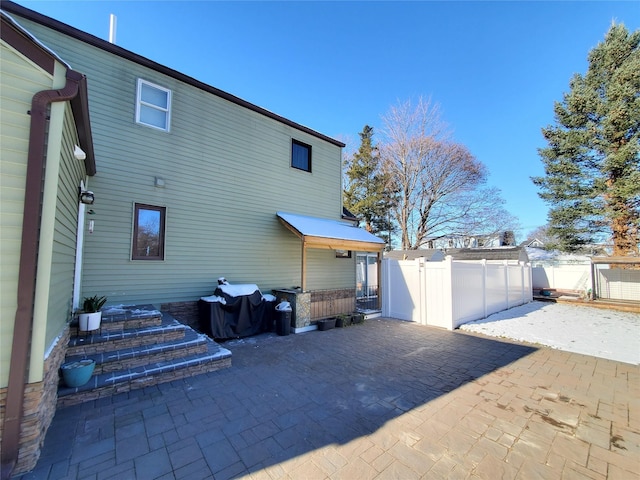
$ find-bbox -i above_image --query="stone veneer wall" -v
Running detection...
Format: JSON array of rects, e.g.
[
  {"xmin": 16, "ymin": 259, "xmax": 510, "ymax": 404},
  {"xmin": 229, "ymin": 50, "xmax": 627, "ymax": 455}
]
[
  {"xmin": 273, "ymin": 290, "xmax": 311, "ymax": 329},
  {"xmin": 0, "ymin": 325, "xmax": 69, "ymax": 475},
  {"xmin": 161, "ymin": 301, "xmax": 200, "ymax": 331}
]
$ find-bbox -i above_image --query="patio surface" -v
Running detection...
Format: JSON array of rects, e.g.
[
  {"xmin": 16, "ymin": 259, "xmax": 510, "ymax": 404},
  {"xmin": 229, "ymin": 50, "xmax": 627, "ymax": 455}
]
[{"xmin": 18, "ymin": 317, "xmax": 639, "ymax": 479}]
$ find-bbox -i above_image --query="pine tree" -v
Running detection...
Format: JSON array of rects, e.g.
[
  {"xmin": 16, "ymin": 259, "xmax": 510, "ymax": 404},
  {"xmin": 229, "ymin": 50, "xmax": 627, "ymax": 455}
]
[
  {"xmin": 343, "ymin": 125, "xmax": 396, "ymax": 245},
  {"xmin": 533, "ymin": 23, "xmax": 640, "ymax": 255}
]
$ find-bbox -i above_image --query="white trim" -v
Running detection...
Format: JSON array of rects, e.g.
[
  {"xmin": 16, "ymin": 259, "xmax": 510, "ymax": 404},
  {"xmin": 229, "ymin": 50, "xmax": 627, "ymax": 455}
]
[
  {"xmin": 73, "ymin": 180, "xmax": 87, "ymax": 310},
  {"xmin": 135, "ymin": 78, "xmax": 172, "ymax": 131},
  {"xmin": 292, "ymin": 325, "xmax": 317, "ymax": 334}
]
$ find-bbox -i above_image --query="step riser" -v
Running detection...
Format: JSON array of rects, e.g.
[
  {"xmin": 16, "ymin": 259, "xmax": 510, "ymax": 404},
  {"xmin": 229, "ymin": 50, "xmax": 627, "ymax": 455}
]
[
  {"xmin": 67, "ymin": 330, "xmax": 184, "ymax": 356},
  {"xmin": 94, "ymin": 342, "xmax": 209, "ymax": 374},
  {"xmin": 60, "ymin": 306, "xmax": 232, "ymax": 407},
  {"xmin": 71, "ymin": 315, "xmax": 162, "ymax": 335},
  {"xmin": 57, "ymin": 356, "xmax": 232, "ymax": 408}
]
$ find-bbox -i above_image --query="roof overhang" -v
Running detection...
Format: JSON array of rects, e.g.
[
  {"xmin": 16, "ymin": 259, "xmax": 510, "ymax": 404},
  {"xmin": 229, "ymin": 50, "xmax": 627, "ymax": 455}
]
[{"xmin": 277, "ymin": 211, "xmax": 385, "ymax": 252}]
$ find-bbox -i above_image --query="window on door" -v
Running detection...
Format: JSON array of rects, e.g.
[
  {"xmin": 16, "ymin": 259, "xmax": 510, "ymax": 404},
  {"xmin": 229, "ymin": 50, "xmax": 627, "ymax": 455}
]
[{"xmin": 356, "ymin": 253, "xmax": 379, "ymax": 310}]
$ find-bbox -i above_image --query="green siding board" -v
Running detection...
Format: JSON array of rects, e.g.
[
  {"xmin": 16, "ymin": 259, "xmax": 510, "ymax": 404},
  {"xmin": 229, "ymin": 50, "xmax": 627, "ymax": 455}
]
[
  {"xmin": 14, "ymin": 16, "xmax": 355, "ymax": 307},
  {"xmin": 45, "ymin": 105, "xmax": 86, "ymax": 348},
  {"xmin": 1, "ymin": 36, "xmax": 64, "ymax": 385},
  {"xmin": 1, "ymin": 39, "xmax": 55, "ymax": 385}
]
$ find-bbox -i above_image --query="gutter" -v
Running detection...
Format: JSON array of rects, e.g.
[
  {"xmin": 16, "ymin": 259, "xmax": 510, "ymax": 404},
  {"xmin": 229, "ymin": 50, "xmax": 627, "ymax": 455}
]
[{"xmin": 1, "ymin": 69, "xmax": 88, "ymax": 480}]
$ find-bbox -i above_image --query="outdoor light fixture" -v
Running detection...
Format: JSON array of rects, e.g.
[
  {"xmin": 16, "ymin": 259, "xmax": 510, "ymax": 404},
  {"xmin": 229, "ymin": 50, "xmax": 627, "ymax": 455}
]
[
  {"xmin": 73, "ymin": 144, "xmax": 86, "ymax": 161},
  {"xmin": 79, "ymin": 188, "xmax": 95, "ymax": 205}
]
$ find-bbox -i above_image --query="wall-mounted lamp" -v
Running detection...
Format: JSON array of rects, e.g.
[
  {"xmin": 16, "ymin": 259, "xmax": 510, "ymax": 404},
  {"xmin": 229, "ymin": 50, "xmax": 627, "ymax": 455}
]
[
  {"xmin": 74, "ymin": 145, "xmax": 87, "ymax": 161},
  {"xmin": 154, "ymin": 177, "xmax": 165, "ymax": 188},
  {"xmin": 79, "ymin": 188, "xmax": 95, "ymax": 205}
]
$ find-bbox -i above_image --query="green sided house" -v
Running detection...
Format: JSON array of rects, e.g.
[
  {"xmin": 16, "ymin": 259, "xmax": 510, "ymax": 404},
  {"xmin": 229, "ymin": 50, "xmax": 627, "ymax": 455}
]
[
  {"xmin": 0, "ymin": 1, "xmax": 384, "ymax": 475},
  {"xmin": 0, "ymin": 9, "xmax": 95, "ymax": 476}
]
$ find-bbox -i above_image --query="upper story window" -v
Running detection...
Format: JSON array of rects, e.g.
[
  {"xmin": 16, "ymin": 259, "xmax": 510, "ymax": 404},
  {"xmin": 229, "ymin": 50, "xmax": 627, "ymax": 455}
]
[
  {"xmin": 136, "ymin": 79, "xmax": 171, "ymax": 131},
  {"xmin": 291, "ymin": 139, "xmax": 312, "ymax": 172},
  {"xmin": 132, "ymin": 203, "xmax": 166, "ymax": 260}
]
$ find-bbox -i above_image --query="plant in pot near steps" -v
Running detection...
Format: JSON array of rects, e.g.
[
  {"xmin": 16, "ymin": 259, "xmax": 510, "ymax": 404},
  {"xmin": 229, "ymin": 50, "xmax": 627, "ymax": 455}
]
[
  {"xmin": 78, "ymin": 295, "xmax": 107, "ymax": 332},
  {"xmin": 60, "ymin": 358, "xmax": 96, "ymax": 387}
]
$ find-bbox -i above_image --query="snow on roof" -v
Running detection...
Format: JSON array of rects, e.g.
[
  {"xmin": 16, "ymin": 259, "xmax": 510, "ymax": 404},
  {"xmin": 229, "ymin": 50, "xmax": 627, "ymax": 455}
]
[
  {"xmin": 277, "ymin": 212, "xmax": 385, "ymax": 244},
  {"xmin": 1, "ymin": 10, "xmax": 72, "ymax": 68},
  {"xmin": 525, "ymin": 247, "xmax": 590, "ymax": 263}
]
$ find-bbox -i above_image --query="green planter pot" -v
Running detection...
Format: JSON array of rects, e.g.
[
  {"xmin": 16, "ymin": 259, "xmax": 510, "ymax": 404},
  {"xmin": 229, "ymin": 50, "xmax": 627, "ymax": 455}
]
[{"xmin": 61, "ymin": 359, "xmax": 95, "ymax": 387}]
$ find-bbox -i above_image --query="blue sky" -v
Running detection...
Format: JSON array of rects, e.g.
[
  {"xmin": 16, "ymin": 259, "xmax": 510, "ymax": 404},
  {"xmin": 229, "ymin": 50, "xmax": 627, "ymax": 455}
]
[{"xmin": 13, "ymin": 0, "xmax": 640, "ymax": 239}]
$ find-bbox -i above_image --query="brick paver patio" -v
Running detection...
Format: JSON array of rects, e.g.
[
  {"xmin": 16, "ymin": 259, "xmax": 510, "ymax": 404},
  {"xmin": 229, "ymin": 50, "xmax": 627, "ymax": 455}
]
[{"xmin": 17, "ymin": 318, "xmax": 639, "ymax": 479}]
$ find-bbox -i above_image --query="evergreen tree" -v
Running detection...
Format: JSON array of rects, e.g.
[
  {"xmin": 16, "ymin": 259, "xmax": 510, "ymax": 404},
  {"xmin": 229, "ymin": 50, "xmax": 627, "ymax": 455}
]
[
  {"xmin": 343, "ymin": 125, "xmax": 396, "ymax": 245},
  {"xmin": 532, "ymin": 23, "xmax": 640, "ymax": 255}
]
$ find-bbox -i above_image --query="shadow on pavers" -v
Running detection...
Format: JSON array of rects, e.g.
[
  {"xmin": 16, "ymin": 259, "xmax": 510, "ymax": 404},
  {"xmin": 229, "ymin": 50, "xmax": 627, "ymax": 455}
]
[
  {"xmin": 24, "ymin": 317, "xmax": 537, "ymax": 479},
  {"xmin": 212, "ymin": 317, "xmax": 536, "ymax": 476}
]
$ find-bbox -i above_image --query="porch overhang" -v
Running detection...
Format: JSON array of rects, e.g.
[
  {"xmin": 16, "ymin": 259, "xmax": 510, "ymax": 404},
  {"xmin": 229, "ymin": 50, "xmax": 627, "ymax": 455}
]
[
  {"xmin": 277, "ymin": 212, "xmax": 386, "ymax": 252},
  {"xmin": 277, "ymin": 211, "xmax": 386, "ymax": 293}
]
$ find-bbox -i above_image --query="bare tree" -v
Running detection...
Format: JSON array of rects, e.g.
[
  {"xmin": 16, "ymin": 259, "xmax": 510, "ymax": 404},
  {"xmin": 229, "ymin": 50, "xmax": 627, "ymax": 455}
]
[{"xmin": 380, "ymin": 97, "xmax": 517, "ymax": 249}]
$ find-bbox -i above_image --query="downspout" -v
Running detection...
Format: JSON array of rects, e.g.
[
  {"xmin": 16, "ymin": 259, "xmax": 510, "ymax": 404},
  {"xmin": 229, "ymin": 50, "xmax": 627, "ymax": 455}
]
[{"xmin": 1, "ymin": 69, "xmax": 85, "ymax": 480}]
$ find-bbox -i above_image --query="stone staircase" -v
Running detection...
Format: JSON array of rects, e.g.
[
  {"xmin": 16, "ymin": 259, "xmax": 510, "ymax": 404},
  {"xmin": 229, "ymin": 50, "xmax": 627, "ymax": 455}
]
[{"xmin": 57, "ymin": 305, "xmax": 231, "ymax": 407}]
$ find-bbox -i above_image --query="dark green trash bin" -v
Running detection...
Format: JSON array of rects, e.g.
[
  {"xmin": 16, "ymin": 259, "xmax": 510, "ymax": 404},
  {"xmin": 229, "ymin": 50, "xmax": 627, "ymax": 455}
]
[{"xmin": 275, "ymin": 301, "xmax": 292, "ymax": 336}]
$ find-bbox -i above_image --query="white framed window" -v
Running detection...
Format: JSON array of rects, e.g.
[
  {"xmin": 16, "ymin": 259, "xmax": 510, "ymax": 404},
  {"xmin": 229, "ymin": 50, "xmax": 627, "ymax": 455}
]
[{"xmin": 135, "ymin": 79, "xmax": 171, "ymax": 131}]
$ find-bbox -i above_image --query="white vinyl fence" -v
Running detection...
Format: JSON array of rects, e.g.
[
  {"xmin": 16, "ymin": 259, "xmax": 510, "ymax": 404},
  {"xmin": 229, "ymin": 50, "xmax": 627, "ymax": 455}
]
[
  {"xmin": 382, "ymin": 256, "xmax": 532, "ymax": 330},
  {"xmin": 595, "ymin": 267, "xmax": 640, "ymax": 301},
  {"xmin": 531, "ymin": 263, "xmax": 591, "ymax": 292}
]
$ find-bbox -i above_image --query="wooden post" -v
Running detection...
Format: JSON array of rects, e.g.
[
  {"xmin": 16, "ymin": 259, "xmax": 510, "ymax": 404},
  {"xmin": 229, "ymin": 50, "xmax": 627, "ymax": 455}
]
[{"xmin": 301, "ymin": 241, "xmax": 307, "ymax": 291}]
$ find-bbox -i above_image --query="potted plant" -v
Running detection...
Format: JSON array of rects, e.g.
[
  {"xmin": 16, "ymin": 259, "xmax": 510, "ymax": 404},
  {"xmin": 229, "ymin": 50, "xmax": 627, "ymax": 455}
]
[
  {"xmin": 352, "ymin": 313, "xmax": 364, "ymax": 324},
  {"xmin": 60, "ymin": 358, "xmax": 96, "ymax": 387},
  {"xmin": 336, "ymin": 314, "xmax": 351, "ymax": 328},
  {"xmin": 78, "ymin": 295, "xmax": 107, "ymax": 332}
]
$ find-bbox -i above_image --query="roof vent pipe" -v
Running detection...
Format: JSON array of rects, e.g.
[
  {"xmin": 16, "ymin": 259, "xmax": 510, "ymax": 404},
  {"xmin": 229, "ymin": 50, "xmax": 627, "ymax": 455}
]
[{"xmin": 109, "ymin": 14, "xmax": 116, "ymax": 44}]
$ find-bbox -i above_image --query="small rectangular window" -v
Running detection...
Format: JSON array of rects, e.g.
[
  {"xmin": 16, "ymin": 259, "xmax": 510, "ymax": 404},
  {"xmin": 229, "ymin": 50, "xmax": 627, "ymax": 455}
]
[
  {"xmin": 136, "ymin": 79, "xmax": 171, "ymax": 131},
  {"xmin": 132, "ymin": 203, "xmax": 166, "ymax": 260},
  {"xmin": 292, "ymin": 139, "xmax": 311, "ymax": 172}
]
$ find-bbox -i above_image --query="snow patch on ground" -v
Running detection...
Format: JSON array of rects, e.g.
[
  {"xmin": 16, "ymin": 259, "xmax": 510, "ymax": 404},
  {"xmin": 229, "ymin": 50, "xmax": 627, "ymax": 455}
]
[{"xmin": 459, "ymin": 301, "xmax": 640, "ymax": 365}]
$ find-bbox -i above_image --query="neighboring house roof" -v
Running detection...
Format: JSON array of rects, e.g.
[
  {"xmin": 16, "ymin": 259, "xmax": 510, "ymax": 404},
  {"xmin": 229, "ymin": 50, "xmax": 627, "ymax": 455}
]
[
  {"xmin": 386, "ymin": 247, "xmax": 529, "ymax": 262},
  {"xmin": 0, "ymin": 1, "xmax": 344, "ymax": 148},
  {"xmin": 277, "ymin": 212, "xmax": 385, "ymax": 252},
  {"xmin": 524, "ymin": 238, "xmax": 545, "ymax": 248}
]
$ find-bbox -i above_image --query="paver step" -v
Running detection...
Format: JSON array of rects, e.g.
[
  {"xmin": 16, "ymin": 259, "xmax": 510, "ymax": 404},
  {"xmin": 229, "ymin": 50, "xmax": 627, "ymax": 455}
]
[
  {"xmin": 66, "ymin": 317, "xmax": 186, "ymax": 356},
  {"xmin": 57, "ymin": 340, "xmax": 232, "ymax": 407},
  {"xmin": 70, "ymin": 304, "xmax": 163, "ymax": 335},
  {"xmin": 64, "ymin": 328, "xmax": 210, "ymax": 375}
]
